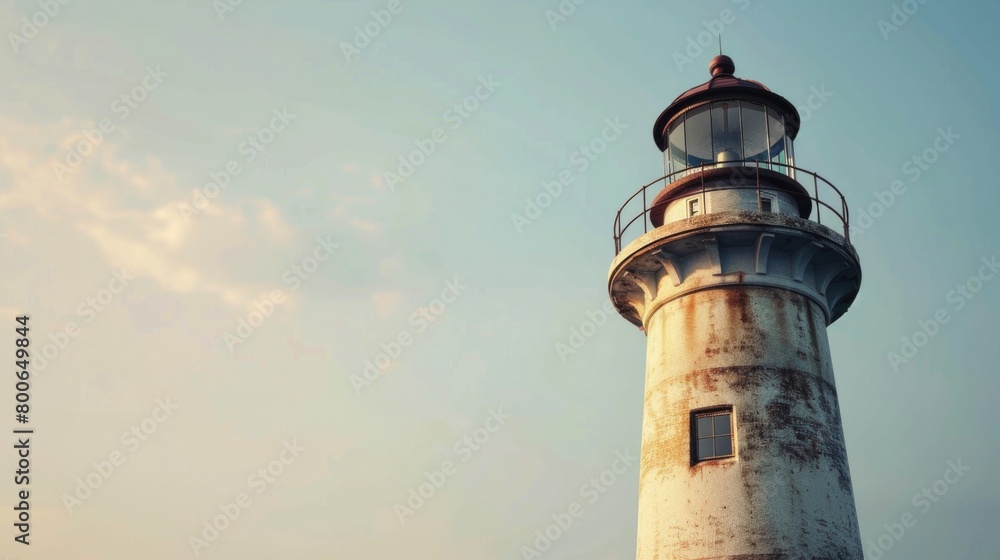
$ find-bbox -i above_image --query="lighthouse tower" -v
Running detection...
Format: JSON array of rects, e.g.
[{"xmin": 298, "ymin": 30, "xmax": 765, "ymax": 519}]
[{"xmin": 609, "ymin": 56, "xmax": 863, "ymax": 559}]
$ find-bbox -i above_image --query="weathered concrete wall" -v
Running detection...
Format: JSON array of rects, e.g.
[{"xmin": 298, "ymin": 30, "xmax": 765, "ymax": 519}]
[{"xmin": 637, "ymin": 285, "xmax": 862, "ymax": 559}]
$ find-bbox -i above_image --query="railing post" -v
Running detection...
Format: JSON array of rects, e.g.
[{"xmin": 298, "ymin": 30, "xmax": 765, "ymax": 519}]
[
  {"xmin": 755, "ymin": 161, "xmax": 761, "ymax": 211},
  {"xmin": 843, "ymin": 194, "xmax": 850, "ymax": 243},
  {"xmin": 755, "ymin": 161, "xmax": 761, "ymax": 207},
  {"xmin": 701, "ymin": 164, "xmax": 706, "ymax": 216},
  {"xmin": 643, "ymin": 185, "xmax": 647, "ymax": 234},
  {"xmin": 813, "ymin": 174, "xmax": 821, "ymax": 225}
]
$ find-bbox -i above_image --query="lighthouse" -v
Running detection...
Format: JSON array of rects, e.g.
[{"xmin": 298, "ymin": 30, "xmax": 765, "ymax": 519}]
[{"xmin": 609, "ymin": 56, "xmax": 863, "ymax": 559}]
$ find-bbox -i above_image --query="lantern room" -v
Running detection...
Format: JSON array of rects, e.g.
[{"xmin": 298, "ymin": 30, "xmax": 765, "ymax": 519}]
[
  {"xmin": 644, "ymin": 55, "xmax": 812, "ymax": 229},
  {"xmin": 612, "ymin": 55, "xmax": 853, "ymax": 254},
  {"xmin": 654, "ymin": 55, "xmax": 799, "ymax": 177}
]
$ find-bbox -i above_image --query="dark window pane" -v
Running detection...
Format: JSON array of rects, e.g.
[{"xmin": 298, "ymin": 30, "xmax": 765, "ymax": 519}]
[
  {"xmin": 714, "ymin": 414, "xmax": 731, "ymax": 435},
  {"xmin": 685, "ymin": 106, "xmax": 713, "ymax": 168},
  {"xmin": 741, "ymin": 102, "xmax": 768, "ymax": 162},
  {"xmin": 714, "ymin": 435, "xmax": 733, "ymax": 457},
  {"xmin": 697, "ymin": 438, "xmax": 715, "ymax": 460},
  {"xmin": 697, "ymin": 416, "xmax": 714, "ymax": 437},
  {"xmin": 761, "ymin": 198, "xmax": 773, "ymax": 213}
]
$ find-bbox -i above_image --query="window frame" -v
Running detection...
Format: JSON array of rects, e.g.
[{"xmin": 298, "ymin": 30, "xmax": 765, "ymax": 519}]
[
  {"xmin": 687, "ymin": 197, "xmax": 700, "ymax": 217},
  {"xmin": 759, "ymin": 196, "xmax": 774, "ymax": 213},
  {"xmin": 691, "ymin": 407, "xmax": 735, "ymax": 464}
]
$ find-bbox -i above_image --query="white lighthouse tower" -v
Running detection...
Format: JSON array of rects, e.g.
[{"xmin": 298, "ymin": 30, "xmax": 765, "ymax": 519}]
[{"xmin": 609, "ymin": 56, "xmax": 863, "ymax": 559}]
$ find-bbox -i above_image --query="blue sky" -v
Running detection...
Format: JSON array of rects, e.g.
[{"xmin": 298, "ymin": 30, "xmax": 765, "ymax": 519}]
[{"xmin": 0, "ymin": 0, "xmax": 997, "ymax": 558}]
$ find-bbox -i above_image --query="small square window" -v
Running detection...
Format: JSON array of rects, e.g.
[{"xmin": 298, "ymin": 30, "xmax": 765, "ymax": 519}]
[
  {"xmin": 688, "ymin": 198, "xmax": 700, "ymax": 217},
  {"xmin": 693, "ymin": 408, "xmax": 734, "ymax": 463},
  {"xmin": 760, "ymin": 198, "xmax": 773, "ymax": 213}
]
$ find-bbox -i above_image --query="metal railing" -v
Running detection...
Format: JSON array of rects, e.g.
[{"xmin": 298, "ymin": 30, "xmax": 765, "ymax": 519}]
[{"xmin": 613, "ymin": 160, "xmax": 851, "ymax": 254}]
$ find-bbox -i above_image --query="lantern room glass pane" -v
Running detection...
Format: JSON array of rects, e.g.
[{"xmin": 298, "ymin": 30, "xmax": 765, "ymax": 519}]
[
  {"xmin": 767, "ymin": 108, "xmax": 786, "ymax": 170},
  {"xmin": 685, "ymin": 105, "xmax": 713, "ymax": 168},
  {"xmin": 741, "ymin": 102, "xmax": 768, "ymax": 163},
  {"xmin": 711, "ymin": 102, "xmax": 742, "ymax": 161},
  {"xmin": 668, "ymin": 118, "xmax": 686, "ymax": 176}
]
